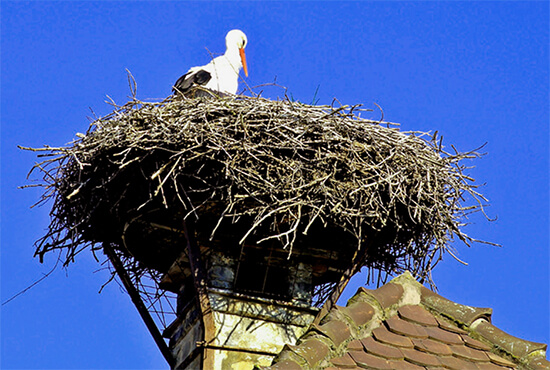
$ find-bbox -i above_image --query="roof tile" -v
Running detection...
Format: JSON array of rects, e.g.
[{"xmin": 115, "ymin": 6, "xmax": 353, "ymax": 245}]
[
  {"xmin": 372, "ymin": 326, "xmax": 414, "ymax": 348},
  {"xmin": 316, "ymin": 319, "xmax": 351, "ymax": 347},
  {"xmin": 330, "ymin": 352, "xmax": 356, "ymax": 368},
  {"xmin": 425, "ymin": 325, "xmax": 464, "ymax": 345},
  {"xmin": 360, "ymin": 336, "xmax": 404, "ymax": 360},
  {"xmin": 527, "ymin": 356, "xmax": 550, "ymax": 369},
  {"xmin": 289, "ymin": 338, "xmax": 330, "ymax": 367},
  {"xmin": 401, "ymin": 347, "xmax": 442, "ymax": 367},
  {"xmin": 450, "ymin": 344, "xmax": 490, "ymax": 362},
  {"xmin": 473, "ymin": 319, "xmax": 548, "ymax": 360},
  {"xmin": 345, "ymin": 300, "xmax": 376, "ymax": 326},
  {"xmin": 268, "ymin": 359, "xmax": 303, "ymax": 370},
  {"xmin": 486, "ymin": 352, "xmax": 516, "ymax": 367},
  {"xmin": 348, "ymin": 350, "xmax": 394, "ymax": 369},
  {"xmin": 421, "ymin": 286, "xmax": 492, "ymax": 325},
  {"xmin": 398, "ymin": 305, "xmax": 439, "ymax": 327},
  {"xmin": 360, "ymin": 282, "xmax": 404, "ymax": 309},
  {"xmin": 386, "ymin": 316, "xmax": 429, "ymax": 339},
  {"xmin": 438, "ymin": 354, "xmax": 481, "ymax": 369},
  {"xmin": 461, "ymin": 334, "xmax": 492, "ymax": 351},
  {"xmin": 388, "ymin": 359, "xmax": 425, "ymax": 370},
  {"xmin": 412, "ymin": 337, "xmax": 453, "ymax": 356},
  {"xmin": 476, "ymin": 362, "xmax": 512, "ymax": 370},
  {"xmin": 435, "ymin": 316, "xmax": 468, "ymax": 334},
  {"xmin": 347, "ymin": 339, "xmax": 363, "ymax": 351}
]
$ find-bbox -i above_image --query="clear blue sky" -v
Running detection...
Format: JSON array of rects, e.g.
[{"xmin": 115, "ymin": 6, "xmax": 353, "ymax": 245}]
[{"xmin": 2, "ymin": 1, "xmax": 548, "ymax": 369}]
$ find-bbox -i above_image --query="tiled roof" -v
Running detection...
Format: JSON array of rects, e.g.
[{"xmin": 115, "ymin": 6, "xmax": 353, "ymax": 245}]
[{"xmin": 266, "ymin": 272, "xmax": 549, "ymax": 370}]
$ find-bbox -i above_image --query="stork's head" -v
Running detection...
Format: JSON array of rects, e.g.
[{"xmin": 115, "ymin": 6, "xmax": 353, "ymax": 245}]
[{"xmin": 226, "ymin": 29, "xmax": 248, "ymax": 77}]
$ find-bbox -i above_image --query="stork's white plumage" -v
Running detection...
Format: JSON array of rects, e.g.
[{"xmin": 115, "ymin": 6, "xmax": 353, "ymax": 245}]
[{"xmin": 173, "ymin": 30, "xmax": 248, "ymax": 96}]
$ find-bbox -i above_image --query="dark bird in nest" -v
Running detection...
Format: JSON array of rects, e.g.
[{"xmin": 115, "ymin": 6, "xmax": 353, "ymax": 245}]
[{"xmin": 173, "ymin": 29, "xmax": 248, "ymax": 97}]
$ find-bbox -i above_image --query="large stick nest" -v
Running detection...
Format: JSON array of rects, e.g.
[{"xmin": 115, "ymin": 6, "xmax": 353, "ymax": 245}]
[{"xmin": 25, "ymin": 94, "xmax": 489, "ymax": 285}]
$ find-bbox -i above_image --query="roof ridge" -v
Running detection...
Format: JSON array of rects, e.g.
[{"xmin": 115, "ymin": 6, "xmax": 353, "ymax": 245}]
[
  {"xmin": 470, "ymin": 317, "xmax": 549, "ymax": 369},
  {"xmin": 418, "ymin": 281, "xmax": 549, "ymax": 368},
  {"xmin": 265, "ymin": 272, "xmax": 550, "ymax": 369}
]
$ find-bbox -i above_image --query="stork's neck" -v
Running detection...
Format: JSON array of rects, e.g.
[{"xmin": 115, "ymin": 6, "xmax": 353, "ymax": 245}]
[{"xmin": 223, "ymin": 46, "xmax": 243, "ymax": 72}]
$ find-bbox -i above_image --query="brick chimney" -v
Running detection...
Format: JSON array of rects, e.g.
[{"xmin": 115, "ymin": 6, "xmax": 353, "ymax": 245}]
[{"xmin": 160, "ymin": 238, "xmax": 324, "ymax": 369}]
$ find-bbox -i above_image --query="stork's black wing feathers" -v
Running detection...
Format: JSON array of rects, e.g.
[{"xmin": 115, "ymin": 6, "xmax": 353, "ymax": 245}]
[{"xmin": 173, "ymin": 69, "xmax": 212, "ymax": 94}]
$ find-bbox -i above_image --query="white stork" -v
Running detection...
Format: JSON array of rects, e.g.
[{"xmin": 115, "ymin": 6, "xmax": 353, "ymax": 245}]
[{"xmin": 173, "ymin": 29, "xmax": 248, "ymax": 96}]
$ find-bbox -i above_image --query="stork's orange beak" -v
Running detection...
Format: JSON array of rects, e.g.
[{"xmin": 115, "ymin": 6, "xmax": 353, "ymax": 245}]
[{"xmin": 239, "ymin": 47, "xmax": 248, "ymax": 77}]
